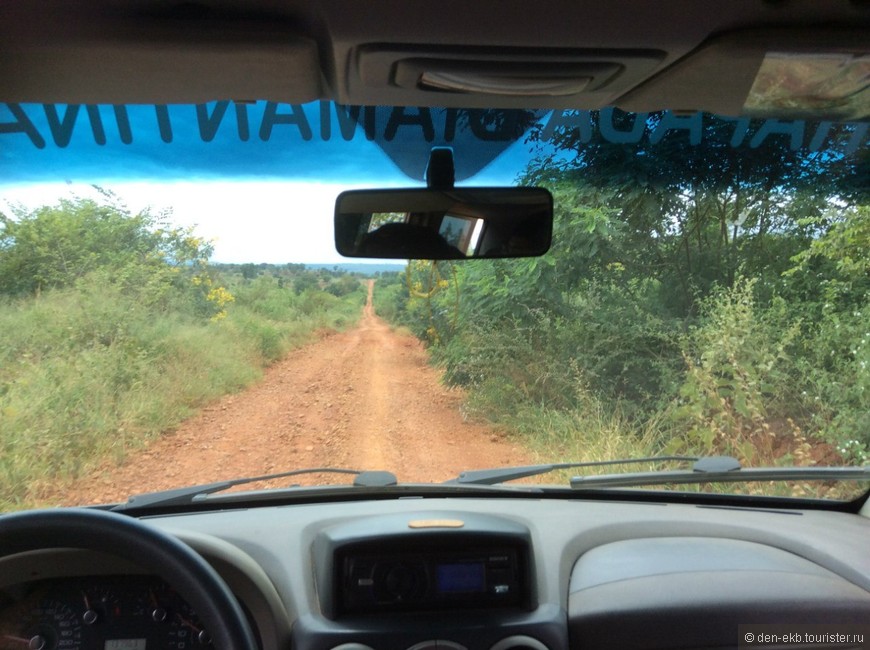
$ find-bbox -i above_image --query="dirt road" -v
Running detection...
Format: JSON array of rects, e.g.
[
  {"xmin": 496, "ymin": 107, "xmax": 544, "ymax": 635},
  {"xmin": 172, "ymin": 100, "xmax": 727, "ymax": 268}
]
[{"xmin": 59, "ymin": 281, "xmax": 531, "ymax": 505}]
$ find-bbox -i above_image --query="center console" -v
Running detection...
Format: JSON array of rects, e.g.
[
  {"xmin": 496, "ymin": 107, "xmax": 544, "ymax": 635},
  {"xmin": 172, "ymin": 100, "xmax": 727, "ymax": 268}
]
[
  {"xmin": 293, "ymin": 511, "xmax": 565, "ymax": 650},
  {"xmin": 338, "ymin": 540, "xmax": 527, "ymax": 613},
  {"xmin": 314, "ymin": 511, "xmax": 533, "ymax": 618}
]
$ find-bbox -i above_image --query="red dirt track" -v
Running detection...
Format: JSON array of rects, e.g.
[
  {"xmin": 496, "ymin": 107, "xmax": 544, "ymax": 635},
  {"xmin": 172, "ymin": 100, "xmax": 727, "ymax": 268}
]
[{"xmin": 57, "ymin": 281, "xmax": 531, "ymax": 505}]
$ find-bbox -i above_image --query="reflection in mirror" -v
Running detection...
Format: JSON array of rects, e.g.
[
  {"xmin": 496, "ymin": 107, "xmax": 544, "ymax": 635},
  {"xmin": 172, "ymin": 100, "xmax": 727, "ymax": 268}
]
[{"xmin": 335, "ymin": 188, "xmax": 552, "ymax": 259}]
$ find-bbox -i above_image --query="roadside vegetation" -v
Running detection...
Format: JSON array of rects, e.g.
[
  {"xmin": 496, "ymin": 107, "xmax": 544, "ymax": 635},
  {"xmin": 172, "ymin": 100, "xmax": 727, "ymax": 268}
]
[
  {"xmin": 0, "ymin": 196, "xmax": 365, "ymax": 509},
  {"xmin": 379, "ymin": 113, "xmax": 869, "ymax": 493}
]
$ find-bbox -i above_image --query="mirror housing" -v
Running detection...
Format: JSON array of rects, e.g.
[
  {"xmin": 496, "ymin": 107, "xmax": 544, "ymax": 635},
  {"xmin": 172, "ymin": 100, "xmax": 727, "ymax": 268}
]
[{"xmin": 335, "ymin": 187, "xmax": 553, "ymax": 259}]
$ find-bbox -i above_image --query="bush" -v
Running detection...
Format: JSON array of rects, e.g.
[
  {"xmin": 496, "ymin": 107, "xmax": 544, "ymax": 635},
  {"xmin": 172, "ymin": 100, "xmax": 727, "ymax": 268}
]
[
  {"xmin": 794, "ymin": 300, "xmax": 870, "ymax": 452},
  {"xmin": 666, "ymin": 278, "xmax": 805, "ymax": 463},
  {"xmin": 0, "ymin": 197, "xmax": 212, "ymax": 296},
  {"xmin": 0, "ymin": 275, "xmax": 259, "ymax": 509}
]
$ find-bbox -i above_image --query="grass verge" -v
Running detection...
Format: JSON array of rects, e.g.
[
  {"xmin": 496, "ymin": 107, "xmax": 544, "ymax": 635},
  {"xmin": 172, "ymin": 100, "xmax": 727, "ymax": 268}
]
[{"xmin": 0, "ymin": 278, "xmax": 364, "ymax": 510}]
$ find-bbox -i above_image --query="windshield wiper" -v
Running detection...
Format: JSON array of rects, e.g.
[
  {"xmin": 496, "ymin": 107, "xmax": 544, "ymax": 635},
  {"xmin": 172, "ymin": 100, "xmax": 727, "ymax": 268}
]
[
  {"xmin": 447, "ymin": 456, "xmax": 700, "ymax": 485},
  {"xmin": 449, "ymin": 455, "xmax": 870, "ymax": 489},
  {"xmin": 570, "ymin": 458, "xmax": 870, "ymax": 489},
  {"xmin": 111, "ymin": 467, "xmax": 397, "ymax": 510}
]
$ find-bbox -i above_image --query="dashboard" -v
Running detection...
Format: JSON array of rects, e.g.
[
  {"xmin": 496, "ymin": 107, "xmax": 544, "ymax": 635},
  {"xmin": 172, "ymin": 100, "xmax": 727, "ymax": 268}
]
[{"xmin": 2, "ymin": 496, "xmax": 870, "ymax": 650}]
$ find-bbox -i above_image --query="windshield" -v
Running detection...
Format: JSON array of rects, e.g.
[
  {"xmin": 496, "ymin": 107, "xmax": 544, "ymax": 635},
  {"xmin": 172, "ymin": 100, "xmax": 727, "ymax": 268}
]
[{"xmin": 1, "ymin": 101, "xmax": 868, "ymax": 508}]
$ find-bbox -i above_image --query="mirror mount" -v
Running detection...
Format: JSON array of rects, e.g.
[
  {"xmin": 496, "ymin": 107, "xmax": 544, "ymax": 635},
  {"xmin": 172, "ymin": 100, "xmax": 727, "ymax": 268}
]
[{"xmin": 425, "ymin": 147, "xmax": 455, "ymax": 190}]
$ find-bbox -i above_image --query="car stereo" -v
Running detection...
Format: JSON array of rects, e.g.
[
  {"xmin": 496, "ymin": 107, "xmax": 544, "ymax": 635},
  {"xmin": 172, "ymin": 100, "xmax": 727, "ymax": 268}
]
[
  {"xmin": 338, "ymin": 545, "xmax": 528, "ymax": 613},
  {"xmin": 313, "ymin": 512, "xmax": 534, "ymax": 617}
]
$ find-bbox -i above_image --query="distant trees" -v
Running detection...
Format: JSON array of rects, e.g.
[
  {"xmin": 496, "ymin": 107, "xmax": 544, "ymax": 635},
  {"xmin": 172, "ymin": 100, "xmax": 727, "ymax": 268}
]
[{"xmin": 240, "ymin": 263, "xmax": 259, "ymax": 280}]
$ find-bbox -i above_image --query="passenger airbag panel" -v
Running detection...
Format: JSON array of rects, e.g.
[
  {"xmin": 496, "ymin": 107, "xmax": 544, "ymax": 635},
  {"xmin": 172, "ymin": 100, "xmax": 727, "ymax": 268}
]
[{"xmin": 568, "ymin": 538, "xmax": 870, "ymax": 650}]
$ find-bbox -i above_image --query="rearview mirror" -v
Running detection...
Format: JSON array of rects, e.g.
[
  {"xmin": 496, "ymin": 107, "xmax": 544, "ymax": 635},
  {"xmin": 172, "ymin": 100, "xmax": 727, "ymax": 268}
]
[{"xmin": 334, "ymin": 187, "xmax": 553, "ymax": 259}]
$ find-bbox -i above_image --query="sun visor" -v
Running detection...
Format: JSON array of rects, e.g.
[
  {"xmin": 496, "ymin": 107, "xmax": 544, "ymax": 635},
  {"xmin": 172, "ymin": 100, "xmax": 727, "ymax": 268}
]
[
  {"xmin": 616, "ymin": 28, "xmax": 869, "ymax": 120},
  {"xmin": 344, "ymin": 45, "xmax": 665, "ymax": 109},
  {"xmin": 0, "ymin": 34, "xmax": 322, "ymax": 105}
]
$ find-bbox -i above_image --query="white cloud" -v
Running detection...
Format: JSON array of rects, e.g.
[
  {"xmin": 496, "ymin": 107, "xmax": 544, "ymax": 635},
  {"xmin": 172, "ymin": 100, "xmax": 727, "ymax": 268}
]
[{"xmin": 0, "ymin": 180, "xmax": 406, "ymax": 264}]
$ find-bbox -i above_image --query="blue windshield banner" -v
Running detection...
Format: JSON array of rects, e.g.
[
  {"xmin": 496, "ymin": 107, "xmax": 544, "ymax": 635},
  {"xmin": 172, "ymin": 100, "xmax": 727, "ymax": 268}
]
[{"xmin": 1, "ymin": 101, "xmax": 866, "ymax": 183}]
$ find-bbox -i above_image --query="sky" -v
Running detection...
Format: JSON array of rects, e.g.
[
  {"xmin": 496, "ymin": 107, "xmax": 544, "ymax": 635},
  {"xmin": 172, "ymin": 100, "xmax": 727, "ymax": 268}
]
[
  {"xmin": 0, "ymin": 180, "xmax": 373, "ymax": 264},
  {"xmin": 0, "ymin": 159, "xmax": 532, "ymax": 264},
  {"xmin": 0, "ymin": 102, "xmax": 536, "ymax": 263}
]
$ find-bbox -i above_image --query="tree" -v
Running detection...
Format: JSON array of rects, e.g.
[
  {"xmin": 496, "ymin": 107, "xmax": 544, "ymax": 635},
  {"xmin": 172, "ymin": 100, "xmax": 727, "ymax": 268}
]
[
  {"xmin": 0, "ymin": 197, "xmax": 213, "ymax": 296},
  {"xmin": 523, "ymin": 110, "xmax": 866, "ymax": 310},
  {"xmin": 240, "ymin": 263, "xmax": 259, "ymax": 280}
]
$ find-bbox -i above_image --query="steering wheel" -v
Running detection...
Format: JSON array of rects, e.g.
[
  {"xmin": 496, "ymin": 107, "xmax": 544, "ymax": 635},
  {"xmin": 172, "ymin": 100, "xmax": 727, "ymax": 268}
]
[{"xmin": 0, "ymin": 508, "xmax": 258, "ymax": 650}]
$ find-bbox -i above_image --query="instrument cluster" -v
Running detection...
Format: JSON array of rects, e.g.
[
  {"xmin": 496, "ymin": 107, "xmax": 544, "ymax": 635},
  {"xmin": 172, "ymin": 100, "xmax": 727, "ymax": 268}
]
[{"xmin": 0, "ymin": 575, "xmax": 214, "ymax": 650}]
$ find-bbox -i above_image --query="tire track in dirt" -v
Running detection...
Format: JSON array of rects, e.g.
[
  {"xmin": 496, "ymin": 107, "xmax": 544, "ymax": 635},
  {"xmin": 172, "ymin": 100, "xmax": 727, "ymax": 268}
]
[{"xmin": 56, "ymin": 280, "xmax": 531, "ymax": 505}]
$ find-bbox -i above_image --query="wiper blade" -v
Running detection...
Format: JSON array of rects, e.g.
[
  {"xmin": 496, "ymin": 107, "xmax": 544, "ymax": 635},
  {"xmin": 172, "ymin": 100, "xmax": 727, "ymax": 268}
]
[
  {"xmin": 450, "ymin": 455, "xmax": 870, "ymax": 489},
  {"xmin": 570, "ymin": 462, "xmax": 870, "ymax": 489},
  {"xmin": 112, "ymin": 467, "xmax": 396, "ymax": 510},
  {"xmin": 448, "ymin": 456, "xmax": 699, "ymax": 485}
]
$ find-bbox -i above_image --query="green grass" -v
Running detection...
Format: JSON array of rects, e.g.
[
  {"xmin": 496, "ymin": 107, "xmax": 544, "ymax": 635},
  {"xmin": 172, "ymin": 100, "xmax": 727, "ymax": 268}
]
[
  {"xmin": 462, "ymin": 379, "xmax": 666, "ymax": 481},
  {"xmin": 0, "ymin": 274, "xmax": 364, "ymax": 511},
  {"xmin": 459, "ymin": 378, "xmax": 866, "ymax": 499}
]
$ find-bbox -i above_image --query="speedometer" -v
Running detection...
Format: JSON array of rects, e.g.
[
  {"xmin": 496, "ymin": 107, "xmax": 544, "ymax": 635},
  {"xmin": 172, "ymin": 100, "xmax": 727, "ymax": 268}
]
[{"xmin": 10, "ymin": 599, "xmax": 82, "ymax": 650}]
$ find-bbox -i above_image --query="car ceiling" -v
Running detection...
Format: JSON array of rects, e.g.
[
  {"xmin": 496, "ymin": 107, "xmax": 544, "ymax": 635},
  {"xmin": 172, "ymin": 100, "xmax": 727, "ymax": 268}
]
[{"xmin": 1, "ymin": 0, "xmax": 868, "ymax": 115}]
